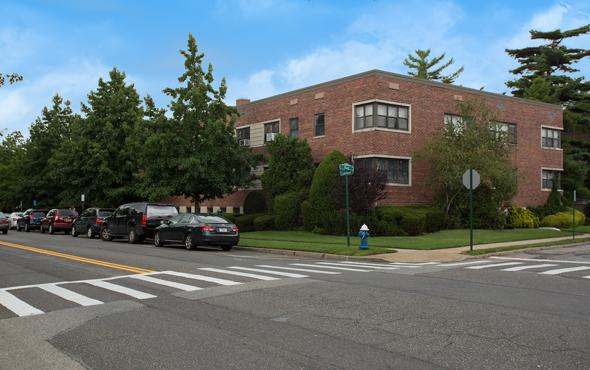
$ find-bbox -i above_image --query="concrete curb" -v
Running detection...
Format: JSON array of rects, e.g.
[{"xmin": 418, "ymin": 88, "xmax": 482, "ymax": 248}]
[
  {"xmin": 233, "ymin": 246, "xmax": 394, "ymax": 262},
  {"xmin": 461, "ymin": 239, "xmax": 590, "ymax": 259}
]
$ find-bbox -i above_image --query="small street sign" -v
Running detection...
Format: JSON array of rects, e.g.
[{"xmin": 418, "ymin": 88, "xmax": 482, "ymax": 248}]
[
  {"xmin": 462, "ymin": 169, "xmax": 480, "ymax": 190},
  {"xmin": 81, "ymin": 194, "xmax": 85, "ymax": 202},
  {"xmin": 339, "ymin": 163, "xmax": 354, "ymax": 176}
]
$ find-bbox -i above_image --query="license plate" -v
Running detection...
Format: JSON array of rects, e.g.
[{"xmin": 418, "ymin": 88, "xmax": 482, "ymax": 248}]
[
  {"xmin": 64, "ymin": 217, "xmax": 71, "ymax": 222},
  {"xmin": 218, "ymin": 228, "xmax": 227, "ymax": 233}
]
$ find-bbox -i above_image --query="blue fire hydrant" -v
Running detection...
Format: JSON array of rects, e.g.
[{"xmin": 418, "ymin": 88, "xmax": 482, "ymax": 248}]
[{"xmin": 358, "ymin": 224, "xmax": 369, "ymax": 250}]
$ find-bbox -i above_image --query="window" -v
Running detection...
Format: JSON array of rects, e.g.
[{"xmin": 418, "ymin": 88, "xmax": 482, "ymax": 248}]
[
  {"xmin": 542, "ymin": 127, "xmax": 561, "ymax": 149},
  {"xmin": 315, "ymin": 113, "xmax": 325, "ymax": 136},
  {"xmin": 542, "ymin": 170, "xmax": 561, "ymax": 190},
  {"xmin": 237, "ymin": 127, "xmax": 250, "ymax": 145},
  {"xmin": 357, "ymin": 157, "xmax": 410, "ymax": 185},
  {"xmin": 491, "ymin": 122, "xmax": 517, "ymax": 144},
  {"xmin": 444, "ymin": 114, "xmax": 465, "ymax": 129},
  {"xmin": 207, "ymin": 206, "xmax": 214, "ymax": 214},
  {"xmin": 264, "ymin": 121, "xmax": 279, "ymax": 143},
  {"xmin": 354, "ymin": 102, "xmax": 409, "ymax": 131},
  {"xmin": 290, "ymin": 118, "xmax": 299, "ymax": 138}
]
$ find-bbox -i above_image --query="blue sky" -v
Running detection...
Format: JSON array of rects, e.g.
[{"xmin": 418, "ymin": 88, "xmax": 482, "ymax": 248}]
[{"xmin": 1, "ymin": 0, "xmax": 589, "ymax": 135}]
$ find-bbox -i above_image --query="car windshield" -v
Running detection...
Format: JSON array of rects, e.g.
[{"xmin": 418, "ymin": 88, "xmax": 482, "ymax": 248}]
[
  {"xmin": 197, "ymin": 216, "xmax": 228, "ymax": 224},
  {"xmin": 58, "ymin": 210, "xmax": 78, "ymax": 217},
  {"xmin": 98, "ymin": 210, "xmax": 113, "ymax": 217},
  {"xmin": 32, "ymin": 212, "xmax": 45, "ymax": 217},
  {"xmin": 147, "ymin": 205, "xmax": 178, "ymax": 218},
  {"xmin": 13, "ymin": 213, "xmax": 23, "ymax": 217}
]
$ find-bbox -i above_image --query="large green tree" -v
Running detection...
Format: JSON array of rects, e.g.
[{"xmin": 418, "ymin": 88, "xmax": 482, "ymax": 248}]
[
  {"xmin": 49, "ymin": 68, "xmax": 144, "ymax": 206},
  {"xmin": 138, "ymin": 33, "xmax": 258, "ymax": 208},
  {"xmin": 0, "ymin": 131, "xmax": 26, "ymax": 210},
  {"xmin": 261, "ymin": 135, "xmax": 315, "ymax": 199},
  {"xmin": 403, "ymin": 49, "xmax": 464, "ymax": 83},
  {"xmin": 418, "ymin": 100, "xmax": 518, "ymax": 227},
  {"xmin": 22, "ymin": 94, "xmax": 75, "ymax": 207}
]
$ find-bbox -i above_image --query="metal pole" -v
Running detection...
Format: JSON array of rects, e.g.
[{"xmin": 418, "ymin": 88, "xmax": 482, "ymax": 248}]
[
  {"xmin": 345, "ymin": 175, "xmax": 350, "ymax": 247},
  {"xmin": 573, "ymin": 190, "xmax": 576, "ymax": 241},
  {"xmin": 469, "ymin": 169, "xmax": 474, "ymax": 252}
]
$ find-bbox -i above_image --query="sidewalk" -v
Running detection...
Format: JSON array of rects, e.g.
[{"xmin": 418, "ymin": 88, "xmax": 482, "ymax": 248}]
[{"xmin": 371, "ymin": 234, "xmax": 590, "ymax": 263}]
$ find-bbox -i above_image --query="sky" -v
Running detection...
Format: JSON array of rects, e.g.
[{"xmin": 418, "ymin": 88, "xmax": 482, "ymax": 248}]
[{"xmin": 1, "ymin": 0, "xmax": 590, "ymax": 136}]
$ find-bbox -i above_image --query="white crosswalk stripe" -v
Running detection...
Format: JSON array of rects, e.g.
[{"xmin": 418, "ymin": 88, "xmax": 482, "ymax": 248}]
[
  {"xmin": 255, "ymin": 265, "xmax": 341, "ymax": 275},
  {"xmin": 199, "ymin": 268, "xmax": 279, "ymax": 281},
  {"xmin": 466, "ymin": 262, "xmax": 524, "ymax": 269},
  {"xmin": 0, "ymin": 290, "xmax": 44, "ymax": 317},
  {"xmin": 85, "ymin": 280, "xmax": 157, "ymax": 299},
  {"xmin": 539, "ymin": 266, "xmax": 590, "ymax": 275},
  {"xmin": 501, "ymin": 264, "xmax": 557, "ymax": 272},
  {"xmin": 39, "ymin": 284, "xmax": 103, "ymax": 306},
  {"xmin": 228, "ymin": 267, "xmax": 308, "ymax": 278},
  {"xmin": 291, "ymin": 263, "xmax": 372, "ymax": 272},
  {"xmin": 129, "ymin": 275, "xmax": 201, "ymax": 292},
  {"xmin": 318, "ymin": 262, "xmax": 399, "ymax": 270},
  {"xmin": 161, "ymin": 271, "xmax": 242, "ymax": 286},
  {"xmin": 439, "ymin": 260, "xmax": 492, "ymax": 267}
]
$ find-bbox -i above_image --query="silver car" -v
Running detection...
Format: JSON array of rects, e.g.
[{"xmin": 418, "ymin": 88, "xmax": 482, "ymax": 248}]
[
  {"xmin": 8, "ymin": 212, "xmax": 23, "ymax": 229},
  {"xmin": 0, "ymin": 213, "xmax": 8, "ymax": 234}
]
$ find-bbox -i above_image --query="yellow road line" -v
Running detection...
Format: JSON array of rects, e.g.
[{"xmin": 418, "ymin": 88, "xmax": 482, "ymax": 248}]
[{"xmin": 0, "ymin": 240, "xmax": 155, "ymax": 274}]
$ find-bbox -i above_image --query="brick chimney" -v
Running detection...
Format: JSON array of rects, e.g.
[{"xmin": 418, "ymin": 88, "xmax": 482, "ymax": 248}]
[{"xmin": 236, "ymin": 98, "xmax": 250, "ymax": 107}]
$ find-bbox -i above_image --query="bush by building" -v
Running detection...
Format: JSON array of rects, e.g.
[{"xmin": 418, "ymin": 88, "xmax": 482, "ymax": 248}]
[
  {"xmin": 243, "ymin": 191, "xmax": 268, "ymax": 214},
  {"xmin": 253, "ymin": 214, "xmax": 275, "ymax": 231},
  {"xmin": 506, "ymin": 207, "xmax": 539, "ymax": 228},
  {"xmin": 541, "ymin": 209, "xmax": 586, "ymax": 228},
  {"xmin": 234, "ymin": 213, "xmax": 262, "ymax": 232},
  {"xmin": 273, "ymin": 192, "xmax": 302, "ymax": 230}
]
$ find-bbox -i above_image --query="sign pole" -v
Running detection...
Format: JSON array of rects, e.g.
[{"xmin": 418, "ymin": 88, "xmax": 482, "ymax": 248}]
[
  {"xmin": 469, "ymin": 169, "xmax": 474, "ymax": 252},
  {"xmin": 345, "ymin": 174, "xmax": 350, "ymax": 248},
  {"xmin": 573, "ymin": 190, "xmax": 576, "ymax": 241}
]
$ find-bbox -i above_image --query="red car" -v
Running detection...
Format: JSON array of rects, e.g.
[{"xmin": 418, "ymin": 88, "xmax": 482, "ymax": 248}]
[{"xmin": 41, "ymin": 209, "xmax": 79, "ymax": 234}]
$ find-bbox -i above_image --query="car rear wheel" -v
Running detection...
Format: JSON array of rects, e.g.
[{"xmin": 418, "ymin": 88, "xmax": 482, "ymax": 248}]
[
  {"xmin": 100, "ymin": 227, "xmax": 113, "ymax": 241},
  {"xmin": 1, "ymin": 229, "xmax": 7, "ymax": 235},
  {"xmin": 185, "ymin": 234, "xmax": 194, "ymax": 250},
  {"xmin": 87, "ymin": 227, "xmax": 94, "ymax": 239},
  {"xmin": 154, "ymin": 232, "xmax": 164, "ymax": 247},
  {"xmin": 221, "ymin": 245, "xmax": 233, "ymax": 251},
  {"xmin": 128, "ymin": 229, "xmax": 138, "ymax": 244},
  {"xmin": 71, "ymin": 226, "xmax": 79, "ymax": 237},
  {"xmin": 49, "ymin": 225, "xmax": 55, "ymax": 234}
]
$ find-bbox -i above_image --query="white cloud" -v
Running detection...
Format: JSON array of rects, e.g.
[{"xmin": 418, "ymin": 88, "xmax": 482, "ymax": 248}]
[{"xmin": 0, "ymin": 59, "xmax": 109, "ymax": 135}]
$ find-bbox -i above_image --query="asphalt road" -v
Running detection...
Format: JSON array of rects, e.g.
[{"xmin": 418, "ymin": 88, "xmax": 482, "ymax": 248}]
[{"xmin": 1, "ymin": 230, "xmax": 589, "ymax": 369}]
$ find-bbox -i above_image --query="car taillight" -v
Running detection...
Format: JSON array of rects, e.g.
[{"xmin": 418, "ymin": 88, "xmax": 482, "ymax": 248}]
[
  {"xmin": 232, "ymin": 225, "xmax": 239, "ymax": 233},
  {"xmin": 0, "ymin": 220, "xmax": 7, "ymax": 224},
  {"xmin": 201, "ymin": 225, "xmax": 215, "ymax": 232},
  {"xmin": 141, "ymin": 214, "xmax": 147, "ymax": 225},
  {"xmin": 95, "ymin": 218, "xmax": 104, "ymax": 225},
  {"xmin": 54, "ymin": 215, "xmax": 60, "ymax": 222}
]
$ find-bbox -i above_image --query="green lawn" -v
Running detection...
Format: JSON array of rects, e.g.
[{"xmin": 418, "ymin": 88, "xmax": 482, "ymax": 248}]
[{"xmin": 240, "ymin": 228, "xmax": 581, "ymax": 251}]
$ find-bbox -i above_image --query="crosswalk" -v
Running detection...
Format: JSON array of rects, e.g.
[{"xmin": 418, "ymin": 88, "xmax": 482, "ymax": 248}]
[{"xmin": 2, "ymin": 258, "xmax": 588, "ymax": 319}]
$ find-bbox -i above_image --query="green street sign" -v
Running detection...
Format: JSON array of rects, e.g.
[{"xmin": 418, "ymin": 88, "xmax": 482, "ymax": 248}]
[{"xmin": 339, "ymin": 163, "xmax": 354, "ymax": 176}]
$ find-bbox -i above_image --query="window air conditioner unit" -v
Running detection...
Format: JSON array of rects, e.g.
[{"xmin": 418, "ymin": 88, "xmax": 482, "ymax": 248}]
[
  {"xmin": 239, "ymin": 139, "xmax": 250, "ymax": 146},
  {"xmin": 266, "ymin": 133, "xmax": 277, "ymax": 141}
]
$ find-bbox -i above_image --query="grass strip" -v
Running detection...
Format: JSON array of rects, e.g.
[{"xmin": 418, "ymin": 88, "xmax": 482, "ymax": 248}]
[
  {"xmin": 466, "ymin": 237, "xmax": 590, "ymax": 256},
  {"xmin": 237, "ymin": 238, "xmax": 393, "ymax": 256}
]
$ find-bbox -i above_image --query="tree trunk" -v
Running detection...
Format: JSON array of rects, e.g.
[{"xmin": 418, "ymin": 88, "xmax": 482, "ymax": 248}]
[{"xmin": 193, "ymin": 194, "xmax": 200, "ymax": 214}]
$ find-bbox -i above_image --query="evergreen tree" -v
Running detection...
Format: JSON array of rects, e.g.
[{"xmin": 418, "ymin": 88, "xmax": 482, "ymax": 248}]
[
  {"xmin": 0, "ymin": 131, "xmax": 26, "ymax": 210},
  {"xmin": 403, "ymin": 49, "xmax": 464, "ymax": 83},
  {"xmin": 0, "ymin": 72, "xmax": 22, "ymax": 87},
  {"xmin": 139, "ymin": 33, "xmax": 258, "ymax": 208}
]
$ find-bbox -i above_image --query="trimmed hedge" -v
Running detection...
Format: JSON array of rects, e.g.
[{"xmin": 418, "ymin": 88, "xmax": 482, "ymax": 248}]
[
  {"xmin": 235, "ymin": 213, "xmax": 263, "ymax": 232},
  {"xmin": 400, "ymin": 214, "xmax": 425, "ymax": 236},
  {"xmin": 375, "ymin": 206, "xmax": 444, "ymax": 236},
  {"xmin": 541, "ymin": 210, "xmax": 586, "ymax": 228},
  {"xmin": 273, "ymin": 192, "xmax": 301, "ymax": 230},
  {"xmin": 506, "ymin": 207, "xmax": 539, "ymax": 229},
  {"xmin": 244, "ymin": 191, "xmax": 267, "ymax": 214},
  {"xmin": 253, "ymin": 214, "xmax": 275, "ymax": 231}
]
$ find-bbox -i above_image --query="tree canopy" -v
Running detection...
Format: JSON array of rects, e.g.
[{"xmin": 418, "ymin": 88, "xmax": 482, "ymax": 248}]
[{"xmin": 403, "ymin": 49, "xmax": 464, "ymax": 83}]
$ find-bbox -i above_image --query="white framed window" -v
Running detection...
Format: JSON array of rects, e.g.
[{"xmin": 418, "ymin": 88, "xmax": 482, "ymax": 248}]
[
  {"xmin": 264, "ymin": 121, "xmax": 279, "ymax": 143},
  {"xmin": 491, "ymin": 121, "xmax": 517, "ymax": 144},
  {"xmin": 353, "ymin": 100, "xmax": 411, "ymax": 133},
  {"xmin": 541, "ymin": 168, "xmax": 562, "ymax": 190},
  {"xmin": 541, "ymin": 126, "xmax": 561, "ymax": 149},
  {"xmin": 236, "ymin": 126, "xmax": 250, "ymax": 146},
  {"xmin": 354, "ymin": 155, "xmax": 411, "ymax": 186},
  {"xmin": 444, "ymin": 113, "xmax": 465, "ymax": 129}
]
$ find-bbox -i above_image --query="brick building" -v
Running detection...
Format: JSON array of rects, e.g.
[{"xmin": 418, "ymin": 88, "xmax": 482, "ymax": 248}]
[{"xmin": 168, "ymin": 69, "xmax": 563, "ymax": 214}]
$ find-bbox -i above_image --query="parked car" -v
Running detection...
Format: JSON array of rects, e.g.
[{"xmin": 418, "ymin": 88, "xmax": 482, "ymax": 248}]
[
  {"xmin": 16, "ymin": 209, "xmax": 47, "ymax": 232},
  {"xmin": 71, "ymin": 208, "xmax": 115, "ymax": 238},
  {"xmin": 40, "ymin": 209, "xmax": 79, "ymax": 234},
  {"xmin": 8, "ymin": 212, "xmax": 24, "ymax": 229},
  {"xmin": 100, "ymin": 203, "xmax": 178, "ymax": 244},
  {"xmin": 0, "ymin": 213, "xmax": 9, "ymax": 234},
  {"xmin": 154, "ymin": 214, "xmax": 238, "ymax": 251}
]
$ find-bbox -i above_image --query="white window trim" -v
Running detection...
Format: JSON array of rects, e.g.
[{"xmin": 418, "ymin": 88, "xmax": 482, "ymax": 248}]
[
  {"xmin": 540, "ymin": 125, "xmax": 563, "ymax": 151},
  {"xmin": 353, "ymin": 154, "xmax": 412, "ymax": 187},
  {"xmin": 540, "ymin": 167, "xmax": 563, "ymax": 191},
  {"xmin": 351, "ymin": 99, "xmax": 412, "ymax": 135}
]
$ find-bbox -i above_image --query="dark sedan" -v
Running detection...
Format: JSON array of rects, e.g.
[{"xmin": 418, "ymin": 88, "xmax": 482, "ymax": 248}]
[
  {"xmin": 0, "ymin": 213, "xmax": 8, "ymax": 234},
  {"xmin": 154, "ymin": 214, "xmax": 239, "ymax": 251},
  {"xmin": 72, "ymin": 208, "xmax": 114, "ymax": 238},
  {"xmin": 16, "ymin": 209, "xmax": 47, "ymax": 232}
]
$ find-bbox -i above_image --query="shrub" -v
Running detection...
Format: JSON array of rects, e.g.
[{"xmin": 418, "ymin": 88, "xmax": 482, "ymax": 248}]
[
  {"xmin": 541, "ymin": 209, "xmax": 586, "ymax": 228},
  {"xmin": 544, "ymin": 183, "xmax": 567, "ymax": 216},
  {"xmin": 221, "ymin": 213, "xmax": 237, "ymax": 223},
  {"xmin": 253, "ymin": 214, "xmax": 275, "ymax": 231},
  {"xmin": 424, "ymin": 208, "xmax": 445, "ymax": 233},
  {"xmin": 243, "ymin": 191, "xmax": 267, "ymax": 214},
  {"xmin": 375, "ymin": 205, "xmax": 444, "ymax": 234},
  {"xmin": 273, "ymin": 192, "xmax": 302, "ymax": 230},
  {"xmin": 400, "ymin": 214, "xmax": 426, "ymax": 236},
  {"xmin": 506, "ymin": 207, "xmax": 540, "ymax": 228},
  {"xmin": 373, "ymin": 220, "xmax": 405, "ymax": 236},
  {"xmin": 234, "ymin": 213, "xmax": 262, "ymax": 232},
  {"xmin": 303, "ymin": 150, "xmax": 347, "ymax": 229}
]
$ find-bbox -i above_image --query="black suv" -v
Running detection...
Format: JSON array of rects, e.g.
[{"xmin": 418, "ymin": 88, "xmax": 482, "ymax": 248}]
[
  {"xmin": 16, "ymin": 209, "xmax": 47, "ymax": 232},
  {"xmin": 72, "ymin": 208, "xmax": 115, "ymax": 239},
  {"xmin": 100, "ymin": 203, "xmax": 178, "ymax": 244}
]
